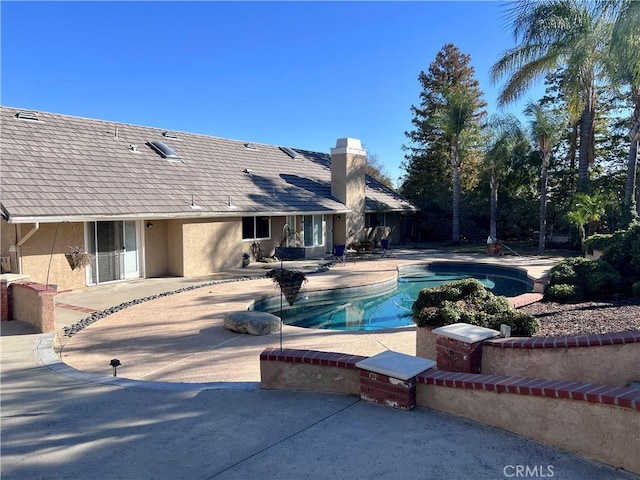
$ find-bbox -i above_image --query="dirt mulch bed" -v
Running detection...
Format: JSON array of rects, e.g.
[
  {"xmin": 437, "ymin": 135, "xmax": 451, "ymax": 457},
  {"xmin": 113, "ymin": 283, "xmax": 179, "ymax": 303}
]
[{"xmin": 519, "ymin": 296, "xmax": 640, "ymax": 338}]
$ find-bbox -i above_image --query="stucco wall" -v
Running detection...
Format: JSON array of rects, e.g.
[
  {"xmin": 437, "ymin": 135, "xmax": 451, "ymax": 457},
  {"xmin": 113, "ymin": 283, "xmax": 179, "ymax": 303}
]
[
  {"xmin": 416, "ymin": 385, "xmax": 639, "ymax": 474},
  {"xmin": 260, "ymin": 361, "xmax": 360, "ymax": 395},
  {"xmin": 482, "ymin": 343, "xmax": 640, "ymax": 387},
  {"xmin": 144, "ymin": 220, "xmax": 169, "ymax": 278},
  {"xmin": 10, "ymin": 282, "xmax": 56, "ymax": 332},
  {"xmin": 17, "ymin": 223, "xmax": 86, "ymax": 290},
  {"xmin": 166, "ymin": 220, "xmax": 184, "ymax": 276},
  {"xmin": 182, "ymin": 218, "xmax": 242, "ymax": 276},
  {"xmin": 0, "ymin": 219, "xmax": 19, "ymax": 273},
  {"xmin": 415, "ymin": 326, "xmax": 437, "ymax": 361}
]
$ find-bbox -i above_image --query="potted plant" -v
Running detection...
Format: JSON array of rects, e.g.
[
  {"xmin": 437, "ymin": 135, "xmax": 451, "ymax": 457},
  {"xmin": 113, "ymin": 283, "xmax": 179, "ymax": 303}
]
[
  {"xmin": 275, "ymin": 224, "xmax": 305, "ymax": 259},
  {"xmin": 65, "ymin": 246, "xmax": 92, "ymax": 271}
]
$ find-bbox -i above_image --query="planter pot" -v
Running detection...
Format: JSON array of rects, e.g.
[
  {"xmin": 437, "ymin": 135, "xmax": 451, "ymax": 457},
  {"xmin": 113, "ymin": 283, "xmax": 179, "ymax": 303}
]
[
  {"xmin": 275, "ymin": 247, "xmax": 305, "ymax": 260},
  {"xmin": 268, "ymin": 269, "xmax": 308, "ymax": 306}
]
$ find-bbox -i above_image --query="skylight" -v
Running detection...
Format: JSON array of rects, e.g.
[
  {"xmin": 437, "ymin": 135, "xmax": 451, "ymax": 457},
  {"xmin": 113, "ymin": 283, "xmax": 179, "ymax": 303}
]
[
  {"xmin": 147, "ymin": 141, "xmax": 181, "ymax": 160},
  {"xmin": 162, "ymin": 131, "xmax": 178, "ymax": 139},
  {"xmin": 15, "ymin": 111, "xmax": 41, "ymax": 122},
  {"xmin": 244, "ymin": 143, "xmax": 257, "ymax": 150},
  {"xmin": 279, "ymin": 146, "xmax": 299, "ymax": 159}
]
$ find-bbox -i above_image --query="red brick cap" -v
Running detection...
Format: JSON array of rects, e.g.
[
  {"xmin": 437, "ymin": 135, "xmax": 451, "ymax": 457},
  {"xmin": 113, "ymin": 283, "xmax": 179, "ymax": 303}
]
[{"xmin": 484, "ymin": 330, "xmax": 640, "ymax": 349}]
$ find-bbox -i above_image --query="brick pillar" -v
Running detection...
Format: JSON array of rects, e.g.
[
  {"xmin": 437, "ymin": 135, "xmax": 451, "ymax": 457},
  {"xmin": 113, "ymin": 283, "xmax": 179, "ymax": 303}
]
[
  {"xmin": 0, "ymin": 280, "xmax": 9, "ymax": 321},
  {"xmin": 432, "ymin": 323, "xmax": 500, "ymax": 374},
  {"xmin": 435, "ymin": 336, "xmax": 484, "ymax": 373},
  {"xmin": 355, "ymin": 350, "xmax": 436, "ymax": 411},
  {"xmin": 359, "ymin": 369, "xmax": 417, "ymax": 410}
]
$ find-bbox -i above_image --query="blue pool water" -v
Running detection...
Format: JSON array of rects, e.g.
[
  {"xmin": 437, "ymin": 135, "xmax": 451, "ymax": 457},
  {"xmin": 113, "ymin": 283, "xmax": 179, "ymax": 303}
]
[{"xmin": 256, "ymin": 263, "xmax": 532, "ymax": 331}]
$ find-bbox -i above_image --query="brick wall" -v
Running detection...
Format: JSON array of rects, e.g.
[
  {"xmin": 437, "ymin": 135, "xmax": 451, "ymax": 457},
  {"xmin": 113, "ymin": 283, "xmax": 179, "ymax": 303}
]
[
  {"xmin": 0, "ymin": 280, "xmax": 9, "ymax": 321},
  {"xmin": 359, "ymin": 370, "xmax": 416, "ymax": 410},
  {"xmin": 435, "ymin": 336, "xmax": 484, "ymax": 373}
]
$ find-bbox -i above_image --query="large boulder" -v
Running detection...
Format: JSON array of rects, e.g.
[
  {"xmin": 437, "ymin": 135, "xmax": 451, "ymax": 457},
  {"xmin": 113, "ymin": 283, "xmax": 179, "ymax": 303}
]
[{"xmin": 224, "ymin": 311, "xmax": 281, "ymax": 336}]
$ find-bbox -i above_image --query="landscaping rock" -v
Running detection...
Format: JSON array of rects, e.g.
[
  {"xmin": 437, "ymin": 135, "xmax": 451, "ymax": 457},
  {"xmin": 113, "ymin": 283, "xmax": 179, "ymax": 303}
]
[{"xmin": 224, "ymin": 311, "xmax": 281, "ymax": 335}]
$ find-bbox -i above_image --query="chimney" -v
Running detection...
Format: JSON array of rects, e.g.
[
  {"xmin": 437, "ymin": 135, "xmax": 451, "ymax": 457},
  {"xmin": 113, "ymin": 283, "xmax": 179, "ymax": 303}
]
[{"xmin": 331, "ymin": 138, "xmax": 367, "ymax": 245}]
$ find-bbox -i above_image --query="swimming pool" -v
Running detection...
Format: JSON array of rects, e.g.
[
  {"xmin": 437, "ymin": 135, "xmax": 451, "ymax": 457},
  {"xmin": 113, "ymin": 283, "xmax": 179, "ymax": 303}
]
[{"xmin": 254, "ymin": 262, "xmax": 533, "ymax": 331}]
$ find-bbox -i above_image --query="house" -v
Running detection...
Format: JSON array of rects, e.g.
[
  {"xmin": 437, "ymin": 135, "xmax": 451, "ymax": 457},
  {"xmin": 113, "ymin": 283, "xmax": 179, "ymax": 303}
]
[{"xmin": 0, "ymin": 106, "xmax": 417, "ymax": 290}]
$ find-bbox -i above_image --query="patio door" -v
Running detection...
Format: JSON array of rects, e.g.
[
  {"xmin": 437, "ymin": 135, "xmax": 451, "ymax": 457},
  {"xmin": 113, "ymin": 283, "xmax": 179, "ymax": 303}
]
[{"xmin": 86, "ymin": 221, "xmax": 140, "ymax": 284}]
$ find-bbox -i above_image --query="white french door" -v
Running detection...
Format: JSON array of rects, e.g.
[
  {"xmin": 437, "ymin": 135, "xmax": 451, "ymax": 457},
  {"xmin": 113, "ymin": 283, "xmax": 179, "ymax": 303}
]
[{"xmin": 86, "ymin": 221, "xmax": 140, "ymax": 284}]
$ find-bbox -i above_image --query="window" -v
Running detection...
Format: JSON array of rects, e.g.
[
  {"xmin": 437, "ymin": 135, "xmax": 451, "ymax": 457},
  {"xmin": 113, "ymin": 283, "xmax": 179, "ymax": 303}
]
[
  {"xmin": 242, "ymin": 216, "xmax": 270, "ymax": 240},
  {"xmin": 147, "ymin": 141, "xmax": 181, "ymax": 160},
  {"xmin": 303, "ymin": 215, "xmax": 323, "ymax": 246},
  {"xmin": 367, "ymin": 212, "xmax": 386, "ymax": 228}
]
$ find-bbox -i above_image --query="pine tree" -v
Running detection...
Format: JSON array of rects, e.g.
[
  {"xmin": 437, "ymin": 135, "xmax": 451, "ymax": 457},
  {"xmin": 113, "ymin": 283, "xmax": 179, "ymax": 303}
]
[{"xmin": 402, "ymin": 43, "xmax": 487, "ymax": 242}]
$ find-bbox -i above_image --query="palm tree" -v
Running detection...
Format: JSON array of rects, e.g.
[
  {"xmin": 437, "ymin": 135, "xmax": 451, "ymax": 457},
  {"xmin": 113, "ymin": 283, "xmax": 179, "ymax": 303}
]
[
  {"xmin": 567, "ymin": 192, "xmax": 606, "ymax": 246},
  {"xmin": 599, "ymin": 0, "xmax": 640, "ymax": 222},
  {"xmin": 491, "ymin": 0, "xmax": 610, "ymax": 193},
  {"xmin": 432, "ymin": 87, "xmax": 477, "ymax": 243},
  {"xmin": 525, "ymin": 101, "xmax": 565, "ymax": 253},
  {"xmin": 484, "ymin": 114, "xmax": 527, "ymax": 241}
]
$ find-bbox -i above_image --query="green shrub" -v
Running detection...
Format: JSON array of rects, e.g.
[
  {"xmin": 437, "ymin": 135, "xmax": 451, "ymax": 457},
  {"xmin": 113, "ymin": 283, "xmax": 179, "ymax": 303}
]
[
  {"xmin": 547, "ymin": 257, "xmax": 622, "ymax": 300},
  {"xmin": 582, "ymin": 260, "xmax": 622, "ymax": 297},
  {"xmin": 486, "ymin": 310, "xmax": 539, "ymax": 337},
  {"xmin": 583, "ymin": 233, "xmax": 612, "ymax": 254},
  {"xmin": 548, "ymin": 257, "xmax": 586, "ymax": 285},
  {"xmin": 632, "ymin": 281, "xmax": 640, "ymax": 297},
  {"xmin": 546, "ymin": 284, "xmax": 582, "ymax": 302},
  {"xmin": 601, "ymin": 222, "xmax": 640, "ymax": 292},
  {"xmin": 412, "ymin": 278, "xmax": 538, "ymax": 336}
]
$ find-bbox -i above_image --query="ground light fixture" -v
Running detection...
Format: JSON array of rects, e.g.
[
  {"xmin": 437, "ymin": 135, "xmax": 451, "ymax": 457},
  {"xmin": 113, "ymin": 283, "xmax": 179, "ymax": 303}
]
[{"xmin": 110, "ymin": 359, "xmax": 121, "ymax": 377}]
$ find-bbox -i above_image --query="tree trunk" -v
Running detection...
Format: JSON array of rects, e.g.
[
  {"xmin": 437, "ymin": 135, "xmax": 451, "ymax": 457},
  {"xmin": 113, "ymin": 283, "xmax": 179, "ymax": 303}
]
[
  {"xmin": 451, "ymin": 159, "xmax": 461, "ymax": 244},
  {"xmin": 624, "ymin": 101, "xmax": 640, "ymax": 220},
  {"xmin": 489, "ymin": 163, "xmax": 498, "ymax": 240},
  {"xmin": 577, "ymin": 101, "xmax": 594, "ymax": 193},
  {"xmin": 538, "ymin": 155, "xmax": 550, "ymax": 254},
  {"xmin": 567, "ymin": 120, "xmax": 578, "ymax": 171}
]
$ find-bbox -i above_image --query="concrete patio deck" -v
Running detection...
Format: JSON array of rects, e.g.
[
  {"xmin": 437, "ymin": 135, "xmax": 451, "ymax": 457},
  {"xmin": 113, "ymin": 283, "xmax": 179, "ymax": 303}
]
[{"xmin": 53, "ymin": 251, "xmax": 557, "ymax": 386}]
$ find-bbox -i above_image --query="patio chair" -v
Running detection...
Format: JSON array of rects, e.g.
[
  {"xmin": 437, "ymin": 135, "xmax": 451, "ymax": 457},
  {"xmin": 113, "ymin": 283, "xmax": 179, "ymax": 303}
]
[
  {"xmin": 380, "ymin": 238, "xmax": 393, "ymax": 257},
  {"xmin": 333, "ymin": 244, "xmax": 346, "ymax": 265}
]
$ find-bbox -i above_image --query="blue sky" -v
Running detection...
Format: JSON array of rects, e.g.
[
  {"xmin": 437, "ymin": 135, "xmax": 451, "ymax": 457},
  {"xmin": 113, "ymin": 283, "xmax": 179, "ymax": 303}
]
[{"xmin": 2, "ymin": 1, "xmax": 544, "ymax": 186}]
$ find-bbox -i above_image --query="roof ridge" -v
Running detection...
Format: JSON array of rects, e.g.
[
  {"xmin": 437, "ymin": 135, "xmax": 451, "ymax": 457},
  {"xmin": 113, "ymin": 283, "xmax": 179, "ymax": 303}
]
[{"xmin": 0, "ymin": 105, "xmax": 328, "ymax": 155}]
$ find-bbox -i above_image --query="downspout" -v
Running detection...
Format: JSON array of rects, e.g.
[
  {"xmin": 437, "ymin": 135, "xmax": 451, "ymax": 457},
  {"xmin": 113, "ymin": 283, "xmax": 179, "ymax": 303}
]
[{"xmin": 16, "ymin": 222, "xmax": 40, "ymax": 274}]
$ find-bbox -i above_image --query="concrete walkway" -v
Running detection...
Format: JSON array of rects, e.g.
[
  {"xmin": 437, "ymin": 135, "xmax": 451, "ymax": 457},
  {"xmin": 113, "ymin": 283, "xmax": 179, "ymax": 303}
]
[{"xmin": 2, "ymin": 252, "xmax": 636, "ymax": 479}]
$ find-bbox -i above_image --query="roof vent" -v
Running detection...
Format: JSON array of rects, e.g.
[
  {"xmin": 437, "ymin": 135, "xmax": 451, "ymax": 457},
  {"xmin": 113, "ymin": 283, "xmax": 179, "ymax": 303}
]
[
  {"xmin": 15, "ymin": 110, "xmax": 40, "ymax": 122},
  {"xmin": 244, "ymin": 143, "xmax": 257, "ymax": 150},
  {"xmin": 279, "ymin": 146, "xmax": 299, "ymax": 159},
  {"xmin": 147, "ymin": 141, "xmax": 181, "ymax": 161},
  {"xmin": 162, "ymin": 131, "xmax": 178, "ymax": 139},
  {"xmin": 243, "ymin": 168, "xmax": 253, "ymax": 175},
  {"xmin": 189, "ymin": 195, "xmax": 202, "ymax": 210}
]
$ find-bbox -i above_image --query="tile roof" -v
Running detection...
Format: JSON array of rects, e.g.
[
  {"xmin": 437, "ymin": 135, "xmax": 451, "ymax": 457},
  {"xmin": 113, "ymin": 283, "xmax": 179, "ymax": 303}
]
[{"xmin": 0, "ymin": 107, "xmax": 417, "ymax": 222}]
